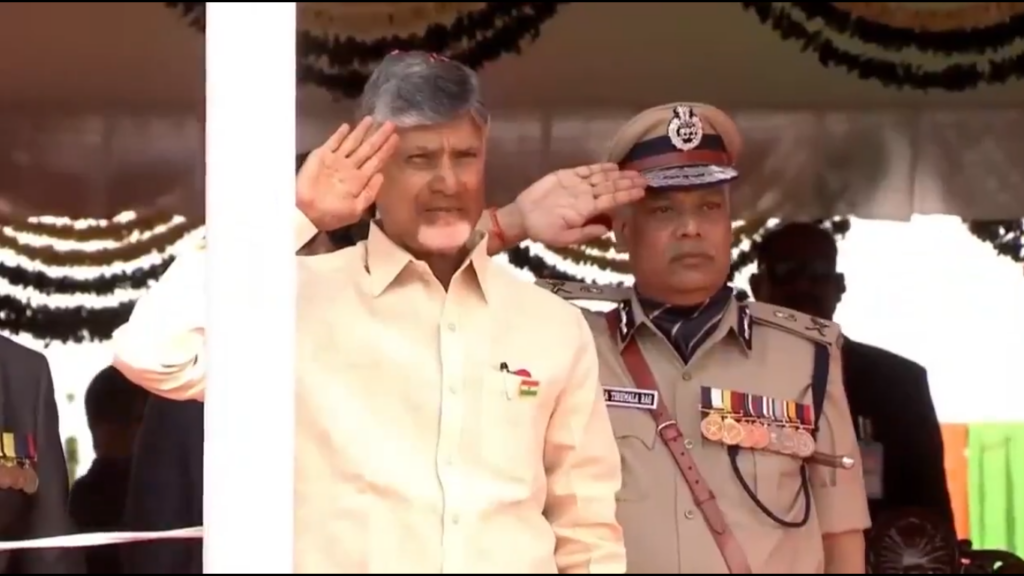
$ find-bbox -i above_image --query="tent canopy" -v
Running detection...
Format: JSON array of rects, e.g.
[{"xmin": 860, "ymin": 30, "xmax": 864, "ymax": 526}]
[{"xmin": 1, "ymin": 2, "xmax": 1022, "ymax": 220}]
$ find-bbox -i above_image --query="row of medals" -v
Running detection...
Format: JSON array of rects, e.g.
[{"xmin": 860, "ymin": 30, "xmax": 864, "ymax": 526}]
[
  {"xmin": 0, "ymin": 458, "xmax": 39, "ymax": 494},
  {"xmin": 699, "ymin": 411, "xmax": 816, "ymax": 458}
]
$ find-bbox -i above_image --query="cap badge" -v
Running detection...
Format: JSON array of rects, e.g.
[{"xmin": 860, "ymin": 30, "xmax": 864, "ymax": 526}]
[{"xmin": 667, "ymin": 105, "xmax": 703, "ymax": 151}]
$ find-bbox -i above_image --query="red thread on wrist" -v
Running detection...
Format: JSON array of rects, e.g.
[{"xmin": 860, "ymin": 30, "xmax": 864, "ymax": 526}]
[{"xmin": 489, "ymin": 208, "xmax": 508, "ymax": 246}]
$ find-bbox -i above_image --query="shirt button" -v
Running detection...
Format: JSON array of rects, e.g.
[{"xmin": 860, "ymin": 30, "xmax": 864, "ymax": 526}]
[
  {"xmin": 683, "ymin": 439, "xmax": 694, "ymax": 449},
  {"xmin": 450, "ymin": 514, "xmax": 461, "ymax": 525},
  {"xmin": 446, "ymin": 323, "xmax": 457, "ymax": 332},
  {"xmin": 682, "ymin": 372, "xmax": 692, "ymax": 381},
  {"xmin": 448, "ymin": 384, "xmax": 458, "ymax": 395},
  {"xmin": 684, "ymin": 510, "xmax": 696, "ymax": 520}
]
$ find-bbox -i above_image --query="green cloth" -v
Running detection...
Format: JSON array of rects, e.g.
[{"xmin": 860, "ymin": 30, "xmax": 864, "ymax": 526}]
[{"xmin": 968, "ymin": 423, "xmax": 1024, "ymax": 555}]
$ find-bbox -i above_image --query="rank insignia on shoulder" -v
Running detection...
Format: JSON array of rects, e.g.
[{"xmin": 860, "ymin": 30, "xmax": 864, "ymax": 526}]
[
  {"xmin": 747, "ymin": 301, "xmax": 841, "ymax": 346},
  {"xmin": 535, "ymin": 279, "xmax": 630, "ymax": 302}
]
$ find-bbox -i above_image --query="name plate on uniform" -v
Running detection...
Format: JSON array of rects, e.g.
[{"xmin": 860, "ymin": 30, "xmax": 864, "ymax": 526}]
[{"xmin": 603, "ymin": 387, "xmax": 657, "ymax": 410}]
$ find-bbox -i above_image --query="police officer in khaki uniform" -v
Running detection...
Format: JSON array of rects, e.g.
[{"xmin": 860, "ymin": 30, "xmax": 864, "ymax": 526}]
[{"xmin": 537, "ymin": 103, "xmax": 871, "ymax": 573}]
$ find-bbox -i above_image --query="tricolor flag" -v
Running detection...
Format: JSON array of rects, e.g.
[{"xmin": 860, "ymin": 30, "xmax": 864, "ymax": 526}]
[{"xmin": 518, "ymin": 379, "xmax": 540, "ymax": 397}]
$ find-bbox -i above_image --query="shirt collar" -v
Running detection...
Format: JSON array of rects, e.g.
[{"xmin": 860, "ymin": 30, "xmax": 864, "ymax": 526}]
[
  {"xmin": 364, "ymin": 221, "xmax": 492, "ymax": 300},
  {"xmin": 615, "ymin": 289, "xmax": 753, "ymax": 354}
]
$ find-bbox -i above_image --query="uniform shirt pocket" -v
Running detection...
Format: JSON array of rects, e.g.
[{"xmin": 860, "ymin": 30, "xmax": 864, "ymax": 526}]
[
  {"xmin": 731, "ymin": 447, "xmax": 809, "ymax": 524},
  {"xmin": 609, "ymin": 408, "xmax": 657, "ymax": 501},
  {"xmin": 479, "ymin": 370, "xmax": 543, "ymax": 484}
]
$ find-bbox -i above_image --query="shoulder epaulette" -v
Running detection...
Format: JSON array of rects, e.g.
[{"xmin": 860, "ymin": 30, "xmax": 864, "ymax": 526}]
[
  {"xmin": 747, "ymin": 301, "xmax": 842, "ymax": 347},
  {"xmin": 534, "ymin": 279, "xmax": 630, "ymax": 302}
]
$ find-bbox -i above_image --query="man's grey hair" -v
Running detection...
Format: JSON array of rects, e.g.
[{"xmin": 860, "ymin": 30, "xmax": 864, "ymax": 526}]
[{"xmin": 357, "ymin": 51, "xmax": 489, "ymax": 128}]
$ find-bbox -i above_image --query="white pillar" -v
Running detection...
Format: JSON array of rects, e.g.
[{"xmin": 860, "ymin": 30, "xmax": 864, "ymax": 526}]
[{"xmin": 204, "ymin": 3, "xmax": 297, "ymax": 573}]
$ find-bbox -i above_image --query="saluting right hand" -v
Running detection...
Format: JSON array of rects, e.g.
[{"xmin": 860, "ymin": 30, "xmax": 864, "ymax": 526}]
[
  {"xmin": 296, "ymin": 117, "xmax": 399, "ymax": 230},
  {"xmin": 513, "ymin": 163, "xmax": 647, "ymax": 247}
]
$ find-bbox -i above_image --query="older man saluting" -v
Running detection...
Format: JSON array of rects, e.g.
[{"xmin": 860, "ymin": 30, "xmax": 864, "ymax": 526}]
[{"xmin": 112, "ymin": 51, "xmax": 648, "ymax": 573}]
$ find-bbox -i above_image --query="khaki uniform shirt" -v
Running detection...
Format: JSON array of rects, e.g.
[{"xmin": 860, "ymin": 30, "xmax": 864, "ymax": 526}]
[
  {"xmin": 112, "ymin": 211, "xmax": 626, "ymax": 573},
  {"xmin": 540, "ymin": 282, "xmax": 871, "ymax": 573}
]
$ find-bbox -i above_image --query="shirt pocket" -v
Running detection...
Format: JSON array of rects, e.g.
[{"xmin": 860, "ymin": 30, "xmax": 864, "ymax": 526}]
[
  {"xmin": 479, "ymin": 370, "xmax": 543, "ymax": 484},
  {"xmin": 609, "ymin": 408, "xmax": 657, "ymax": 501},
  {"xmin": 731, "ymin": 446, "xmax": 809, "ymax": 524}
]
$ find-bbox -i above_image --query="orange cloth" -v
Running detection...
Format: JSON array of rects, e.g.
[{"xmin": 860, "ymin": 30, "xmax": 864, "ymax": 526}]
[{"xmin": 941, "ymin": 423, "xmax": 969, "ymax": 539}]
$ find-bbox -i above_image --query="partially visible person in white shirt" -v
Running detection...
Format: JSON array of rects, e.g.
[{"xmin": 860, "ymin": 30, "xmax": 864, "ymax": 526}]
[{"xmin": 113, "ymin": 50, "xmax": 650, "ymax": 573}]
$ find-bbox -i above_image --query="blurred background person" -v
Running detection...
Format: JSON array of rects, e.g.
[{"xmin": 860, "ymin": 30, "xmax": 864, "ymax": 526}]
[
  {"xmin": 751, "ymin": 222, "xmax": 953, "ymax": 529},
  {"xmin": 69, "ymin": 366, "xmax": 149, "ymax": 573}
]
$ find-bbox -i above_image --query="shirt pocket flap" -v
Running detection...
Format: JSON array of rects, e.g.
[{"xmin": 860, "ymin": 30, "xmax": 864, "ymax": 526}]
[{"xmin": 609, "ymin": 408, "xmax": 658, "ymax": 450}]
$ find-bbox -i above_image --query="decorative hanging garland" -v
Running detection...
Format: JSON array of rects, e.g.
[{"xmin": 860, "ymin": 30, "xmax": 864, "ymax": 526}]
[
  {"xmin": 14, "ymin": 213, "xmax": 177, "ymax": 242},
  {"xmin": 793, "ymin": 3, "xmax": 1024, "ymax": 55},
  {"xmin": 0, "ymin": 296, "xmax": 137, "ymax": 345},
  {"xmin": 0, "ymin": 212, "xmax": 199, "ymax": 343},
  {"xmin": 506, "ymin": 244, "xmax": 586, "ymax": 282},
  {"xmin": 508, "ymin": 217, "xmax": 853, "ymax": 287},
  {"xmin": 165, "ymin": 2, "xmax": 568, "ymax": 99},
  {"xmin": 0, "ymin": 219, "xmax": 191, "ymax": 268},
  {"xmin": 966, "ymin": 220, "xmax": 1024, "ymax": 262},
  {"xmin": 6, "ymin": 207, "xmax": 1017, "ymax": 344},
  {"xmin": 0, "ymin": 259, "xmax": 173, "ymax": 298},
  {"xmin": 739, "ymin": 2, "xmax": 1024, "ymax": 91},
  {"xmin": 827, "ymin": 3, "xmax": 1024, "ymax": 36}
]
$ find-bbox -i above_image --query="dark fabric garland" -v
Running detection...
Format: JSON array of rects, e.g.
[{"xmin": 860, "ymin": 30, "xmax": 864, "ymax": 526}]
[
  {"xmin": 0, "ymin": 297, "xmax": 137, "ymax": 345},
  {"xmin": 789, "ymin": 3, "xmax": 1024, "ymax": 56},
  {"xmin": 5, "ymin": 151, "xmax": 310, "ymax": 342},
  {"xmin": 0, "ymin": 259, "xmax": 173, "ymax": 297},
  {"xmin": 506, "ymin": 245, "xmax": 580, "ymax": 282},
  {"xmin": 739, "ymin": 3, "xmax": 1024, "ymax": 91},
  {"xmin": 0, "ymin": 214, "xmax": 185, "ymax": 343},
  {"xmin": 12, "ymin": 215, "xmax": 174, "ymax": 242},
  {"xmin": 0, "ymin": 223, "xmax": 190, "ymax": 268},
  {"xmin": 967, "ymin": 220, "xmax": 1024, "ymax": 262},
  {"xmin": 165, "ymin": 2, "xmax": 567, "ymax": 99},
  {"xmin": 8, "ymin": 213, "xmax": 1019, "ymax": 343},
  {"xmin": 0, "ymin": 252, "xmax": 176, "ymax": 343},
  {"xmin": 509, "ymin": 217, "xmax": 852, "ymax": 286}
]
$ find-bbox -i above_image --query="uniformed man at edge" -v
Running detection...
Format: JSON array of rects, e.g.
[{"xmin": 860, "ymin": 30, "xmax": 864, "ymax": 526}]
[
  {"xmin": 532, "ymin": 103, "xmax": 871, "ymax": 573},
  {"xmin": 0, "ymin": 336, "xmax": 84, "ymax": 574}
]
